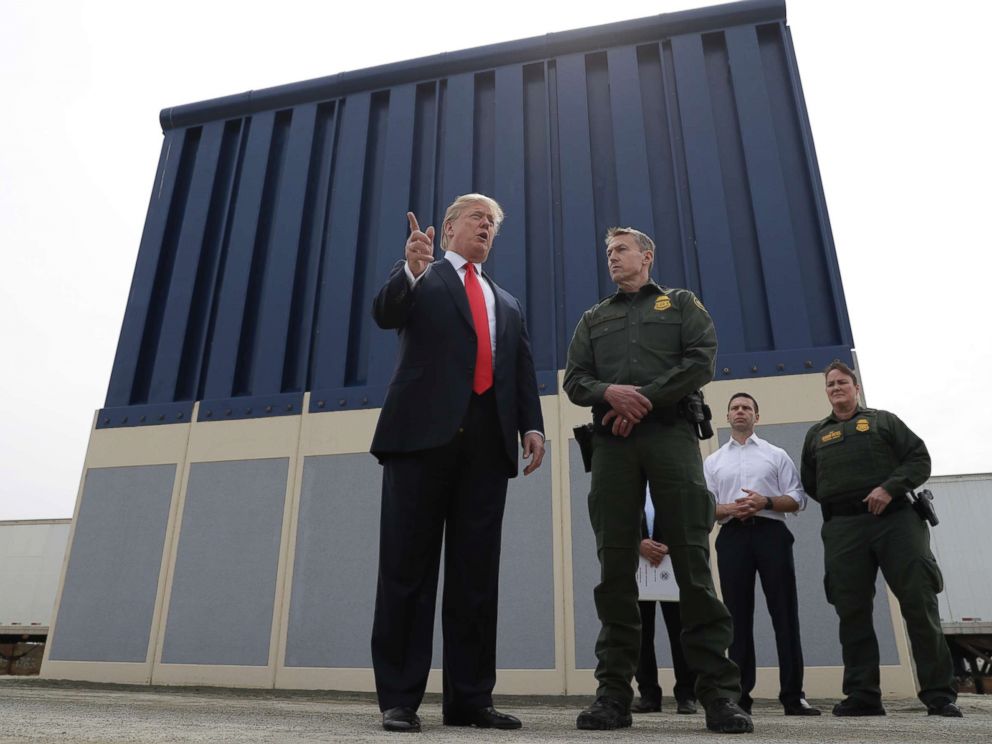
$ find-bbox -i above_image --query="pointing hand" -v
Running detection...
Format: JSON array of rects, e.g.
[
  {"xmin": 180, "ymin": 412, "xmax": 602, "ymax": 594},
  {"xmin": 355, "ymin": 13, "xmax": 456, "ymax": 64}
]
[{"xmin": 405, "ymin": 212, "xmax": 435, "ymax": 278}]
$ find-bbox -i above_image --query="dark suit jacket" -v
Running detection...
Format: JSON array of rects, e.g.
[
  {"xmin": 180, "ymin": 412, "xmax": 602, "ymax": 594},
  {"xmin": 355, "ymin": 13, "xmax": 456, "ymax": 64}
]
[{"xmin": 370, "ymin": 258, "xmax": 544, "ymax": 476}]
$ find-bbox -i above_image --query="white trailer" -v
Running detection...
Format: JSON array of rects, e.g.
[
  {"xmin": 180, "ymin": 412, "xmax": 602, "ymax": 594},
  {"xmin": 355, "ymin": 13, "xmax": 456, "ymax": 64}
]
[
  {"xmin": 1, "ymin": 519, "xmax": 71, "ymax": 637},
  {"xmin": 927, "ymin": 473, "xmax": 992, "ymax": 691}
]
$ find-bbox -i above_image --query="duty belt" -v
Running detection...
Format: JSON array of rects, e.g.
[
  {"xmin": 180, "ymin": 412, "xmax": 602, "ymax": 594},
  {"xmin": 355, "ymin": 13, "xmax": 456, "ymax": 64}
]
[
  {"xmin": 591, "ymin": 403, "xmax": 680, "ymax": 434},
  {"xmin": 821, "ymin": 495, "xmax": 908, "ymax": 522}
]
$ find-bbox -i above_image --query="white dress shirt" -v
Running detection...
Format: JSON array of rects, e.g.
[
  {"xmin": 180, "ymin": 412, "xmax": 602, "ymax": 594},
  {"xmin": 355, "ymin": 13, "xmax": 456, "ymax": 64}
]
[
  {"xmin": 644, "ymin": 489, "xmax": 656, "ymax": 540},
  {"xmin": 703, "ymin": 433, "xmax": 807, "ymax": 524}
]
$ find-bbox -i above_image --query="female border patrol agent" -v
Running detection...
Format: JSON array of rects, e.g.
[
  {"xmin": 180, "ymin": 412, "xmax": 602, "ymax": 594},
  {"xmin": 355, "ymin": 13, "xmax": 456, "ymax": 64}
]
[{"xmin": 800, "ymin": 361, "xmax": 960, "ymax": 718}]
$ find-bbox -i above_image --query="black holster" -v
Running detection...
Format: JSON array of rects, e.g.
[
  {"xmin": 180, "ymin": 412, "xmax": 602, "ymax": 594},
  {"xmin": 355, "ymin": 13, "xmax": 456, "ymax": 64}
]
[
  {"xmin": 910, "ymin": 488, "xmax": 939, "ymax": 527},
  {"xmin": 573, "ymin": 423, "xmax": 594, "ymax": 473}
]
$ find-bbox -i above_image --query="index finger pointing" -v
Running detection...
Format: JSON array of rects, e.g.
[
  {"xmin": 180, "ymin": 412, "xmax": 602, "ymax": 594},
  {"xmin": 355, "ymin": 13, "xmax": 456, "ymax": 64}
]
[{"xmin": 407, "ymin": 212, "xmax": 420, "ymax": 233}]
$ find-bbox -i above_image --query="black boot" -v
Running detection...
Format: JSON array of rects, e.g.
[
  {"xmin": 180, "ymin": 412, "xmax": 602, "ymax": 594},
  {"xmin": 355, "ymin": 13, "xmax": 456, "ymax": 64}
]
[{"xmin": 576, "ymin": 697, "xmax": 633, "ymax": 730}]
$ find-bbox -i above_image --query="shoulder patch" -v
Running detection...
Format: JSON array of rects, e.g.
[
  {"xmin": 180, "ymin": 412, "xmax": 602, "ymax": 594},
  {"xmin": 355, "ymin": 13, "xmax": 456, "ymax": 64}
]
[
  {"xmin": 855, "ymin": 418, "xmax": 870, "ymax": 433},
  {"xmin": 693, "ymin": 296, "xmax": 707, "ymax": 312}
]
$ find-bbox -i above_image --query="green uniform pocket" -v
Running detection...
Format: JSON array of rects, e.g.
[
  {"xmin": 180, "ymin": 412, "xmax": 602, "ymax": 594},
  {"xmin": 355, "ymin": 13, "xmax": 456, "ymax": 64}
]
[
  {"xmin": 918, "ymin": 555, "xmax": 944, "ymax": 595},
  {"xmin": 641, "ymin": 312, "xmax": 682, "ymax": 349}
]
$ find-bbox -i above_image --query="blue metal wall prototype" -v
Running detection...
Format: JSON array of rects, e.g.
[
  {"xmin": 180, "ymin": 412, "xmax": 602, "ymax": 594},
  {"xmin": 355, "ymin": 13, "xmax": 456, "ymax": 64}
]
[{"xmin": 100, "ymin": 0, "xmax": 852, "ymax": 428}]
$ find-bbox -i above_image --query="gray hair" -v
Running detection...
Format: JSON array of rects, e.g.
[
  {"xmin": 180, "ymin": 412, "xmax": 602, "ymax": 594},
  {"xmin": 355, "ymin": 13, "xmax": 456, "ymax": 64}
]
[{"xmin": 605, "ymin": 226, "xmax": 655, "ymax": 269}]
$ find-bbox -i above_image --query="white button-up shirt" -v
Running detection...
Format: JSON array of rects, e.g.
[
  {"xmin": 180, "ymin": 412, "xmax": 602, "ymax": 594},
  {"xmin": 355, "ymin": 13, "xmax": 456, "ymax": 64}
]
[{"xmin": 703, "ymin": 432, "xmax": 807, "ymax": 524}]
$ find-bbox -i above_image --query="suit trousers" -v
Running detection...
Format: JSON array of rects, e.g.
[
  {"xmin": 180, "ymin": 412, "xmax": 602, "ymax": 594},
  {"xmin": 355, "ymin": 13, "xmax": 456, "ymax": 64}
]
[
  {"xmin": 635, "ymin": 598, "xmax": 697, "ymax": 703},
  {"xmin": 371, "ymin": 391, "xmax": 510, "ymax": 713},
  {"xmin": 715, "ymin": 517, "xmax": 806, "ymax": 707},
  {"xmin": 587, "ymin": 420, "xmax": 741, "ymax": 706}
]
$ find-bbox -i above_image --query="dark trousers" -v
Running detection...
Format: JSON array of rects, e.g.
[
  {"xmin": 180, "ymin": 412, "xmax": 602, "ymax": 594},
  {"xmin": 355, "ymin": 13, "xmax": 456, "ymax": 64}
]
[
  {"xmin": 635, "ymin": 599, "xmax": 697, "ymax": 703},
  {"xmin": 716, "ymin": 517, "xmax": 806, "ymax": 707},
  {"xmin": 822, "ymin": 507, "xmax": 955, "ymax": 707},
  {"xmin": 371, "ymin": 391, "xmax": 510, "ymax": 714},
  {"xmin": 588, "ymin": 420, "xmax": 740, "ymax": 706}
]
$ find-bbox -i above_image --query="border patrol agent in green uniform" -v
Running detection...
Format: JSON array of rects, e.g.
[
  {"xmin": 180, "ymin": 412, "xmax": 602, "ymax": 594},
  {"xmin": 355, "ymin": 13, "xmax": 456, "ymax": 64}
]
[
  {"xmin": 801, "ymin": 361, "xmax": 961, "ymax": 718},
  {"xmin": 564, "ymin": 227, "xmax": 751, "ymax": 734}
]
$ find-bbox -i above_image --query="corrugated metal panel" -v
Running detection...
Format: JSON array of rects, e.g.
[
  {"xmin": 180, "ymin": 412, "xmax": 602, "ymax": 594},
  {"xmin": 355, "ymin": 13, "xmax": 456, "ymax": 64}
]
[
  {"xmin": 99, "ymin": 0, "xmax": 853, "ymax": 427},
  {"xmin": 925, "ymin": 474, "xmax": 992, "ymax": 623}
]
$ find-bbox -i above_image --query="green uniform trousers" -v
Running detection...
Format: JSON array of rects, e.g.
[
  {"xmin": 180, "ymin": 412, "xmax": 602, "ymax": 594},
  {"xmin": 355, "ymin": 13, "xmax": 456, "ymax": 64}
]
[
  {"xmin": 588, "ymin": 419, "xmax": 741, "ymax": 706},
  {"xmin": 822, "ymin": 506, "xmax": 956, "ymax": 706}
]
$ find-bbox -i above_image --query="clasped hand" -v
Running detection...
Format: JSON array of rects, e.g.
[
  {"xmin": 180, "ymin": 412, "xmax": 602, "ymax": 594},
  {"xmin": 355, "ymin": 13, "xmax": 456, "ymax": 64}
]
[
  {"xmin": 730, "ymin": 488, "xmax": 766, "ymax": 519},
  {"xmin": 639, "ymin": 538, "xmax": 669, "ymax": 567},
  {"xmin": 601, "ymin": 385, "xmax": 652, "ymax": 438}
]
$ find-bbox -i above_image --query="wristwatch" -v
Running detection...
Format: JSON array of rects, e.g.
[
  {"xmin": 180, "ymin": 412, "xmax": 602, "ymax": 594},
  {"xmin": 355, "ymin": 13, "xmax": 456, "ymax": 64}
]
[{"xmin": 763, "ymin": 496, "xmax": 774, "ymax": 511}]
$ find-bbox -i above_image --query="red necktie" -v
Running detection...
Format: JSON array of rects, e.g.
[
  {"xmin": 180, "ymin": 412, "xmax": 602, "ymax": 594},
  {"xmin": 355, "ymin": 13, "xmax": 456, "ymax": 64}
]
[{"xmin": 463, "ymin": 263, "xmax": 493, "ymax": 394}]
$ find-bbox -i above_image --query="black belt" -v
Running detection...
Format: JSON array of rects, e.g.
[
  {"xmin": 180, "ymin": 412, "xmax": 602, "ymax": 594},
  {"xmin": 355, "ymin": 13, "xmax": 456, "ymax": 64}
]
[
  {"xmin": 721, "ymin": 516, "xmax": 786, "ymax": 529},
  {"xmin": 821, "ymin": 496, "xmax": 907, "ymax": 522}
]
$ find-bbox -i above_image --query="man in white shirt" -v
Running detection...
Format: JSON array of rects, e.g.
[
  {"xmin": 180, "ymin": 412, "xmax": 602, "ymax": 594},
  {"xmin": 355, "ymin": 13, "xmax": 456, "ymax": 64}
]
[{"xmin": 703, "ymin": 393, "xmax": 820, "ymax": 717}]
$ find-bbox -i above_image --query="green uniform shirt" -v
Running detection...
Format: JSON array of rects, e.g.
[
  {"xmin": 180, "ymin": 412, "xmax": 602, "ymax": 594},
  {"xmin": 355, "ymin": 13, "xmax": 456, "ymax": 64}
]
[
  {"xmin": 563, "ymin": 281, "xmax": 716, "ymax": 408},
  {"xmin": 800, "ymin": 406, "xmax": 931, "ymax": 504}
]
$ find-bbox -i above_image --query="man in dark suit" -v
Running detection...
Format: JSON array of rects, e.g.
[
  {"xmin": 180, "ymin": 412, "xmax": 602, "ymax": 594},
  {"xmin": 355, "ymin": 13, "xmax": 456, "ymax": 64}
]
[{"xmin": 370, "ymin": 194, "xmax": 546, "ymax": 733}]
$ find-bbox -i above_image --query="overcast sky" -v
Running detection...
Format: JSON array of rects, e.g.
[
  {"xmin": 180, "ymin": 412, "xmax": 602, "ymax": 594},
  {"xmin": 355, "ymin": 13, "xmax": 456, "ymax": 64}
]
[{"xmin": 2, "ymin": 0, "xmax": 989, "ymax": 521}]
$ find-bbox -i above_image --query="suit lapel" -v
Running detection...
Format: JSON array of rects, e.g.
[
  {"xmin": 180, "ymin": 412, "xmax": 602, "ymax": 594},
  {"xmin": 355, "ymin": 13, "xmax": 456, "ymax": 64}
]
[
  {"xmin": 483, "ymin": 271, "xmax": 509, "ymax": 348},
  {"xmin": 435, "ymin": 258, "xmax": 474, "ymax": 331}
]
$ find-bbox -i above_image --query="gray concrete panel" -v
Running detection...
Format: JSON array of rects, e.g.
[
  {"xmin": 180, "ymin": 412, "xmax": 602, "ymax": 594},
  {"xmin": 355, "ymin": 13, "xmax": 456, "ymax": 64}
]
[
  {"xmin": 716, "ymin": 423, "xmax": 898, "ymax": 667},
  {"xmin": 161, "ymin": 458, "xmax": 288, "ymax": 666},
  {"xmin": 48, "ymin": 465, "xmax": 175, "ymax": 662},
  {"xmin": 571, "ymin": 425, "xmax": 900, "ymax": 671},
  {"xmin": 431, "ymin": 448, "xmax": 556, "ymax": 669},
  {"xmin": 494, "ymin": 445, "xmax": 556, "ymax": 668},
  {"xmin": 284, "ymin": 454, "xmax": 381, "ymax": 668},
  {"xmin": 286, "ymin": 447, "xmax": 556, "ymax": 670},
  {"xmin": 569, "ymin": 440, "xmax": 605, "ymax": 669}
]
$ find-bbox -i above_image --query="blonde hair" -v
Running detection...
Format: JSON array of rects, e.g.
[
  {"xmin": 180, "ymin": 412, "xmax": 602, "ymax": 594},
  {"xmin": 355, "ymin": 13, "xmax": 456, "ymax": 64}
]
[{"xmin": 441, "ymin": 194, "xmax": 504, "ymax": 250}]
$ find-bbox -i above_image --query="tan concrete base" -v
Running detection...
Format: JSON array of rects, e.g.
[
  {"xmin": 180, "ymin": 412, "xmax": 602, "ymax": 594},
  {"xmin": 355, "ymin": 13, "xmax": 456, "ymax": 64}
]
[
  {"xmin": 43, "ymin": 373, "xmax": 919, "ymax": 697},
  {"xmin": 40, "ymin": 660, "xmax": 152, "ymax": 685},
  {"xmin": 151, "ymin": 663, "xmax": 276, "ymax": 688}
]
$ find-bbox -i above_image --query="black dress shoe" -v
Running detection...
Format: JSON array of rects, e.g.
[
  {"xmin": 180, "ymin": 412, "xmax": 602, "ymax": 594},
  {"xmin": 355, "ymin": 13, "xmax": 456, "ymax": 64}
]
[
  {"xmin": 676, "ymin": 697, "xmax": 698, "ymax": 714},
  {"xmin": 382, "ymin": 707, "xmax": 421, "ymax": 732},
  {"xmin": 784, "ymin": 699, "xmax": 821, "ymax": 716},
  {"xmin": 832, "ymin": 698, "xmax": 886, "ymax": 716},
  {"xmin": 705, "ymin": 698, "xmax": 754, "ymax": 733},
  {"xmin": 443, "ymin": 706, "xmax": 521, "ymax": 729},
  {"xmin": 576, "ymin": 696, "xmax": 632, "ymax": 730},
  {"xmin": 630, "ymin": 696, "xmax": 661, "ymax": 713},
  {"xmin": 927, "ymin": 701, "xmax": 963, "ymax": 718}
]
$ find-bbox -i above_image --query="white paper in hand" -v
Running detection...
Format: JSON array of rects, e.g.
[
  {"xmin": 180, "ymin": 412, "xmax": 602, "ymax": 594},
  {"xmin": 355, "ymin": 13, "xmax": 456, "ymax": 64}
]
[{"xmin": 637, "ymin": 554, "xmax": 679, "ymax": 602}]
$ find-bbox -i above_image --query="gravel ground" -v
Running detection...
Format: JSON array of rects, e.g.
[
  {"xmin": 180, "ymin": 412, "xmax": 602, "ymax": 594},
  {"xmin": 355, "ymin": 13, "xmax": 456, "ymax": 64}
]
[{"xmin": 0, "ymin": 678, "xmax": 987, "ymax": 743}]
